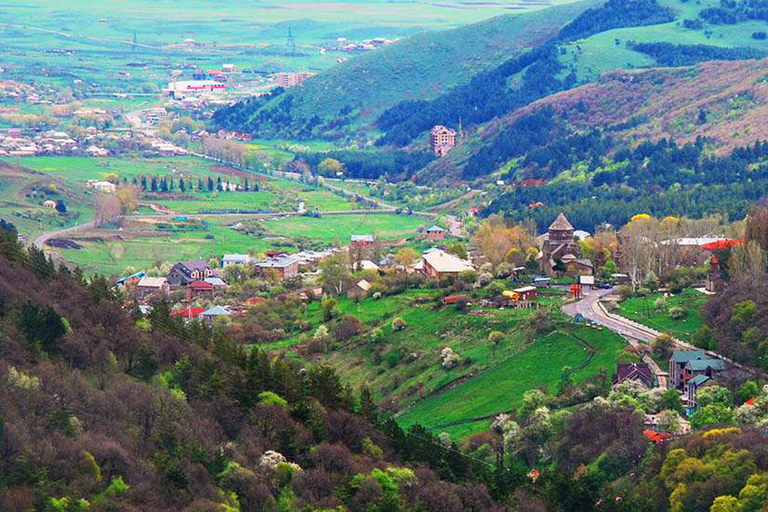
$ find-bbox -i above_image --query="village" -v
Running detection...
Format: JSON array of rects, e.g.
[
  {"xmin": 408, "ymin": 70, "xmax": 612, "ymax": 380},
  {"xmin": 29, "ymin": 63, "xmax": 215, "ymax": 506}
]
[{"xmin": 105, "ymin": 208, "xmax": 753, "ymax": 442}]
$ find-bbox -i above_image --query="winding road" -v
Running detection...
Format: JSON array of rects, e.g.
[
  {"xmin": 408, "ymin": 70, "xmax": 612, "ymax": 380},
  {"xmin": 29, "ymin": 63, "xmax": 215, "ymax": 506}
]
[{"xmin": 562, "ymin": 287, "xmax": 669, "ymax": 388}]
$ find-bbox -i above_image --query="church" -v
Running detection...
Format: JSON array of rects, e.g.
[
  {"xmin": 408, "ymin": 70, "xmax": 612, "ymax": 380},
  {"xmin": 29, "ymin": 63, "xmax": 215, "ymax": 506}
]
[{"xmin": 539, "ymin": 213, "xmax": 594, "ymax": 276}]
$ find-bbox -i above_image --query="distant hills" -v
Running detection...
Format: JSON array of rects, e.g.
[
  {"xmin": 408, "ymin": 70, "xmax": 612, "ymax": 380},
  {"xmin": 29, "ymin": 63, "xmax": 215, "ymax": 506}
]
[{"xmin": 213, "ymin": 0, "xmax": 600, "ymax": 139}]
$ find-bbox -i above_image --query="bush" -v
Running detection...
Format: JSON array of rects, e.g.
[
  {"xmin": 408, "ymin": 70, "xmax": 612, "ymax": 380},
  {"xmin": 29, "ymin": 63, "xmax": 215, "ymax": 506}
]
[
  {"xmin": 654, "ymin": 297, "xmax": 667, "ymax": 311},
  {"xmin": 392, "ymin": 317, "xmax": 406, "ymax": 331},
  {"xmin": 617, "ymin": 285, "xmax": 634, "ymax": 300},
  {"xmin": 385, "ymin": 349, "xmax": 400, "ymax": 368},
  {"xmin": 669, "ymin": 307, "xmax": 686, "ymax": 320}
]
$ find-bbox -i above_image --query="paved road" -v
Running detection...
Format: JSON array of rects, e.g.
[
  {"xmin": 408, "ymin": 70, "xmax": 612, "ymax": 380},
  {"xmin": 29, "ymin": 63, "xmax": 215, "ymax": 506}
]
[
  {"xmin": 562, "ymin": 288, "xmax": 668, "ymax": 388},
  {"xmin": 33, "ymin": 219, "xmax": 96, "ymax": 252}
]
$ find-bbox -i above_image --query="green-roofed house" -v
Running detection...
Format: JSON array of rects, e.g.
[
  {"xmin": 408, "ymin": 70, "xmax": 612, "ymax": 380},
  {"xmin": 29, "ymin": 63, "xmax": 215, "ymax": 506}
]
[
  {"xmin": 669, "ymin": 350, "xmax": 725, "ymax": 390},
  {"xmin": 686, "ymin": 375, "xmax": 713, "ymax": 411}
]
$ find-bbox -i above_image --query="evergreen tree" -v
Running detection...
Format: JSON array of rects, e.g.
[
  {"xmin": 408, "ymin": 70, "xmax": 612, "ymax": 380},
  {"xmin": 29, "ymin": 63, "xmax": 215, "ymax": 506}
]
[
  {"xmin": 207, "ymin": 177, "xmax": 214, "ymax": 192},
  {"xmin": 179, "ymin": 179, "xmax": 186, "ymax": 193},
  {"xmin": 151, "ymin": 177, "xmax": 158, "ymax": 192}
]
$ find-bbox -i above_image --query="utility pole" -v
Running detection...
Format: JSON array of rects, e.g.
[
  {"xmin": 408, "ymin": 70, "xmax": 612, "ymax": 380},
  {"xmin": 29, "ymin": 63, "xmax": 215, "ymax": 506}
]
[{"xmin": 132, "ymin": 31, "xmax": 137, "ymax": 52}]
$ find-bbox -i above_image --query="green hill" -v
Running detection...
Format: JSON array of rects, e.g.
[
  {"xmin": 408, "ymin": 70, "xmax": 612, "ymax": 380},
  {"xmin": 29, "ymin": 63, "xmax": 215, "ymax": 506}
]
[{"xmin": 213, "ymin": 0, "xmax": 600, "ymax": 139}]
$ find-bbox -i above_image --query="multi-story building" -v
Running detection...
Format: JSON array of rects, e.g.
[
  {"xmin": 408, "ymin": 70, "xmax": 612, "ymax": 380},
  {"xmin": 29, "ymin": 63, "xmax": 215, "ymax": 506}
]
[{"xmin": 430, "ymin": 125, "xmax": 456, "ymax": 156}]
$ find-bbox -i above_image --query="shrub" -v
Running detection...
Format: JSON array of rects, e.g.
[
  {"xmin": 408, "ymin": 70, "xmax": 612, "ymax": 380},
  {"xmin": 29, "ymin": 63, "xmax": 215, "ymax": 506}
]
[
  {"xmin": 334, "ymin": 315, "xmax": 361, "ymax": 341},
  {"xmin": 617, "ymin": 285, "xmax": 634, "ymax": 300},
  {"xmin": 654, "ymin": 297, "xmax": 667, "ymax": 311},
  {"xmin": 392, "ymin": 317, "xmax": 406, "ymax": 331},
  {"xmin": 385, "ymin": 349, "xmax": 400, "ymax": 368},
  {"xmin": 669, "ymin": 307, "xmax": 686, "ymax": 320}
]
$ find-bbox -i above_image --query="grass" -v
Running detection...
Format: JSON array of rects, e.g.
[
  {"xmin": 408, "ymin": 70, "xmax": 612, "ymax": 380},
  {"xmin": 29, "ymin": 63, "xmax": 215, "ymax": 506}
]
[
  {"xmin": 397, "ymin": 325, "xmax": 626, "ymax": 438},
  {"xmin": 263, "ymin": 213, "xmax": 427, "ymax": 244},
  {"xmin": 560, "ymin": 0, "xmax": 768, "ymax": 82},
  {"xmin": 615, "ymin": 288, "xmax": 707, "ymax": 342},
  {"xmin": 3, "ymin": 156, "xmax": 217, "ymax": 181}
]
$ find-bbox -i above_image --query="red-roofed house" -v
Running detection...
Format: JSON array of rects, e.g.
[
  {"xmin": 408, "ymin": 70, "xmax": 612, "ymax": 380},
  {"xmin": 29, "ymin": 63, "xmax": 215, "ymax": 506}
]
[
  {"xmin": 171, "ymin": 307, "xmax": 206, "ymax": 320},
  {"xmin": 187, "ymin": 280, "xmax": 214, "ymax": 300},
  {"xmin": 700, "ymin": 239, "xmax": 743, "ymax": 251},
  {"xmin": 643, "ymin": 429, "xmax": 670, "ymax": 445}
]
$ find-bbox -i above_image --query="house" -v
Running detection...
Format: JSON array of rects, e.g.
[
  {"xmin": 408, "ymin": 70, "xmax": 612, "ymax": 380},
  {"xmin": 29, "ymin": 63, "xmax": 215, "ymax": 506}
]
[
  {"xmin": 89, "ymin": 180, "xmax": 116, "ymax": 194},
  {"xmin": 539, "ymin": 213, "xmax": 592, "ymax": 276},
  {"xmin": 511, "ymin": 286, "xmax": 537, "ymax": 302},
  {"xmin": 187, "ymin": 280, "xmax": 214, "ymax": 299},
  {"xmin": 357, "ymin": 260, "xmax": 380, "ymax": 272},
  {"xmin": 43, "ymin": 200, "xmax": 57, "ymax": 209},
  {"xmin": 255, "ymin": 255, "xmax": 299, "ymax": 280},
  {"xmin": 682, "ymin": 358, "xmax": 726, "ymax": 408},
  {"xmin": 171, "ymin": 306, "xmax": 206, "ymax": 321},
  {"xmin": 204, "ymin": 277, "xmax": 227, "ymax": 289},
  {"xmin": 167, "ymin": 260, "xmax": 214, "ymax": 287},
  {"xmin": 348, "ymin": 279, "xmax": 371, "ymax": 300},
  {"xmin": 86, "ymin": 145, "xmax": 109, "ymax": 157},
  {"xmin": 200, "ymin": 305, "xmax": 232, "ymax": 325},
  {"xmin": 420, "ymin": 249, "xmax": 474, "ymax": 279},
  {"xmin": 221, "ymin": 253, "xmax": 251, "ymax": 268},
  {"xmin": 612, "ymin": 363, "xmax": 654, "ymax": 388},
  {"xmin": 644, "ymin": 414, "xmax": 691, "ymax": 434},
  {"xmin": 430, "ymin": 125, "xmax": 456, "ymax": 156},
  {"xmin": 642, "ymin": 429, "xmax": 670, "ymax": 446},
  {"xmin": 351, "ymin": 234, "xmax": 375, "ymax": 249},
  {"xmin": 136, "ymin": 276, "xmax": 169, "ymax": 297},
  {"xmin": 117, "ymin": 271, "xmax": 146, "ymax": 288},
  {"xmin": 669, "ymin": 350, "xmax": 725, "ymax": 391},
  {"xmin": 425, "ymin": 225, "xmax": 446, "ymax": 241},
  {"xmin": 705, "ymin": 255, "xmax": 724, "ymax": 293},
  {"xmin": 533, "ymin": 277, "xmax": 551, "ymax": 288},
  {"xmin": 686, "ymin": 375, "xmax": 714, "ymax": 410},
  {"xmin": 443, "ymin": 295, "xmax": 470, "ymax": 305}
]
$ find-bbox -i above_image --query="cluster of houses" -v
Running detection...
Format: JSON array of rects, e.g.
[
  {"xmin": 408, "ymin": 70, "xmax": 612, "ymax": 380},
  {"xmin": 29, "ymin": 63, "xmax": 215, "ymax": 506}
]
[
  {"xmin": 0, "ymin": 129, "xmax": 77, "ymax": 157},
  {"xmin": 610, "ymin": 348, "xmax": 737, "ymax": 442},
  {"xmin": 324, "ymin": 37, "xmax": 398, "ymax": 53}
]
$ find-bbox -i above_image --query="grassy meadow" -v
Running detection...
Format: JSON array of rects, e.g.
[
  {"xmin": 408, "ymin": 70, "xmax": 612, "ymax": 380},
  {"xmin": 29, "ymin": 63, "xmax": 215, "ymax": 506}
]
[{"xmin": 615, "ymin": 288, "xmax": 706, "ymax": 341}]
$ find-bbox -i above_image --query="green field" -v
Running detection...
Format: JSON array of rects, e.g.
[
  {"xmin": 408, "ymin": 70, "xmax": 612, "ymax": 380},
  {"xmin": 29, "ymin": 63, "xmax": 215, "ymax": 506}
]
[
  {"xmin": 0, "ymin": 0, "xmax": 579, "ymax": 93},
  {"xmin": 59, "ymin": 212, "xmax": 425, "ymax": 275},
  {"xmin": 264, "ymin": 213, "xmax": 427, "ymax": 244},
  {"xmin": 560, "ymin": 0, "xmax": 768, "ymax": 82},
  {"xmin": 396, "ymin": 326, "xmax": 625, "ymax": 438},
  {"xmin": 269, "ymin": 286, "xmax": 627, "ymax": 440},
  {"xmin": 615, "ymin": 288, "xmax": 706, "ymax": 341},
  {"xmin": 3, "ymin": 155, "xmax": 216, "ymax": 181}
]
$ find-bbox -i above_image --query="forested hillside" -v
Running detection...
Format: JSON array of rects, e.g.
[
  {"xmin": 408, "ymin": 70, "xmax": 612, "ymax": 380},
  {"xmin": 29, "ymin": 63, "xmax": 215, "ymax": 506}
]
[
  {"xmin": 212, "ymin": 0, "xmax": 599, "ymax": 140},
  {"xmin": 0, "ymin": 229, "xmax": 511, "ymax": 511}
]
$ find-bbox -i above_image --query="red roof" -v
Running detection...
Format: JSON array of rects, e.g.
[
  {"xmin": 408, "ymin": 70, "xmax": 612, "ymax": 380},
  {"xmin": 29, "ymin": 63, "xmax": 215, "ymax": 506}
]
[
  {"xmin": 643, "ymin": 429, "xmax": 669, "ymax": 445},
  {"xmin": 443, "ymin": 295, "xmax": 469, "ymax": 304},
  {"xmin": 745, "ymin": 397, "xmax": 757, "ymax": 406},
  {"xmin": 189, "ymin": 280, "xmax": 214, "ymax": 291},
  {"xmin": 171, "ymin": 307, "xmax": 206, "ymax": 318},
  {"xmin": 244, "ymin": 297, "xmax": 265, "ymax": 306},
  {"xmin": 701, "ymin": 239, "xmax": 744, "ymax": 250}
]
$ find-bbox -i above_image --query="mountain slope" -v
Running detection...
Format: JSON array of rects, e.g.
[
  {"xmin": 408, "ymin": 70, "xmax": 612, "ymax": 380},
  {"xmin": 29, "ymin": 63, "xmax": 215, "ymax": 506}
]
[{"xmin": 213, "ymin": 0, "xmax": 600, "ymax": 139}]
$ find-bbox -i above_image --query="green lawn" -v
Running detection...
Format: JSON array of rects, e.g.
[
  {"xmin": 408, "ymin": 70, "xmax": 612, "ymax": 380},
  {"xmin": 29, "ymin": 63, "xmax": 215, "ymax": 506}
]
[
  {"xmin": 615, "ymin": 288, "xmax": 706, "ymax": 342},
  {"xmin": 3, "ymin": 156, "xmax": 216, "ymax": 181},
  {"xmin": 396, "ymin": 326, "xmax": 626, "ymax": 438}
]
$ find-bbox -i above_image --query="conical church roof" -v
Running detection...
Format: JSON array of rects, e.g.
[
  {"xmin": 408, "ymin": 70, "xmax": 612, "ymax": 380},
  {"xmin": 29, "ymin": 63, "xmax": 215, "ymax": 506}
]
[{"xmin": 549, "ymin": 213, "xmax": 574, "ymax": 231}]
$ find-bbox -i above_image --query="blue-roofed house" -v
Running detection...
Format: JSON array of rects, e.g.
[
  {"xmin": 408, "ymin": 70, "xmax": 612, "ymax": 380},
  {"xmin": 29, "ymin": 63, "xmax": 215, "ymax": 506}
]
[
  {"xmin": 117, "ymin": 271, "xmax": 146, "ymax": 288},
  {"xmin": 686, "ymin": 375, "xmax": 713, "ymax": 411},
  {"xmin": 221, "ymin": 253, "xmax": 251, "ymax": 268},
  {"xmin": 200, "ymin": 305, "xmax": 232, "ymax": 325}
]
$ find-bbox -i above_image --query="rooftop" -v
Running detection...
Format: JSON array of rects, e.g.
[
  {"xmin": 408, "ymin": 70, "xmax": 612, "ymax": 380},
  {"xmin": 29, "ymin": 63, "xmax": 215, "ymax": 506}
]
[
  {"xmin": 671, "ymin": 350, "xmax": 707, "ymax": 363},
  {"xmin": 422, "ymin": 250, "xmax": 474, "ymax": 273},
  {"xmin": 549, "ymin": 213, "xmax": 574, "ymax": 231}
]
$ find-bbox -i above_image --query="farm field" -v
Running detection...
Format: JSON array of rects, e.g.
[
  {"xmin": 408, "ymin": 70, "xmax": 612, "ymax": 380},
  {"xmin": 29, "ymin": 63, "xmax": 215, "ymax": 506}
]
[
  {"xmin": 0, "ymin": 163, "xmax": 94, "ymax": 240},
  {"xmin": 396, "ymin": 326, "xmax": 626, "ymax": 439},
  {"xmin": 263, "ymin": 213, "xmax": 427, "ymax": 244},
  {"xmin": 58, "ymin": 212, "xmax": 426, "ymax": 275},
  {"xmin": 615, "ymin": 288, "xmax": 706, "ymax": 342}
]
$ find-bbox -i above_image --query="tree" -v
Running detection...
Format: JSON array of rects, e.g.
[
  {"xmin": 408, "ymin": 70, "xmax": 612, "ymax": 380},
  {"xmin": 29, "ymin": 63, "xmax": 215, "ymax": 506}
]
[
  {"xmin": 446, "ymin": 242, "xmax": 467, "ymax": 260},
  {"xmin": 652, "ymin": 333, "xmax": 673, "ymax": 360},
  {"xmin": 474, "ymin": 215, "xmax": 535, "ymax": 266},
  {"xmin": 696, "ymin": 386, "xmax": 733, "ymax": 408},
  {"xmin": 658, "ymin": 388, "xmax": 685, "ymax": 415},
  {"xmin": 736, "ymin": 380, "xmax": 759, "ymax": 404},
  {"xmin": 94, "ymin": 194, "xmax": 122, "ymax": 227},
  {"xmin": 690, "ymin": 403, "xmax": 735, "ymax": 428},
  {"xmin": 394, "ymin": 247, "xmax": 419, "ymax": 288},
  {"xmin": 318, "ymin": 158, "xmax": 345, "ymax": 177},
  {"xmin": 320, "ymin": 254, "xmax": 351, "ymax": 296},
  {"xmin": 746, "ymin": 204, "xmax": 768, "ymax": 252},
  {"xmin": 115, "ymin": 186, "xmax": 139, "ymax": 213},
  {"xmin": 729, "ymin": 240, "xmax": 766, "ymax": 281},
  {"xmin": 55, "ymin": 200, "xmax": 67, "ymax": 214},
  {"xmin": 489, "ymin": 331, "xmax": 504, "ymax": 354}
]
